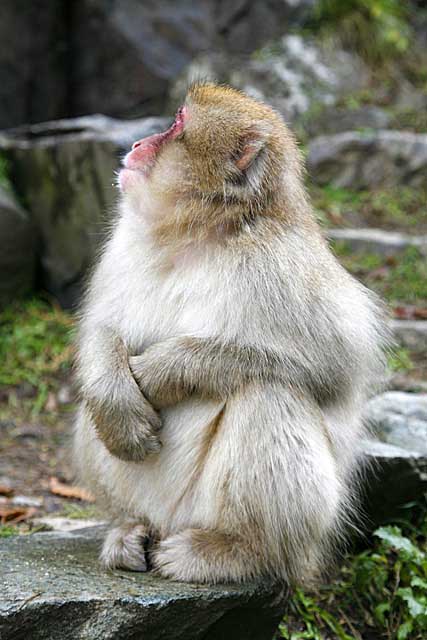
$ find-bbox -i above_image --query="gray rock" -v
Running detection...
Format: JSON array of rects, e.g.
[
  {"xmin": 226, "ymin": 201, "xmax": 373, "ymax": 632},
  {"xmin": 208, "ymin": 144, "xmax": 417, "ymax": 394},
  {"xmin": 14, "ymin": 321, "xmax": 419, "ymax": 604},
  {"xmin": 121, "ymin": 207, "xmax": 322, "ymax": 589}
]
[
  {"xmin": 362, "ymin": 439, "xmax": 427, "ymax": 525},
  {"xmin": 366, "ymin": 392, "xmax": 427, "ymax": 454},
  {"xmin": 0, "ymin": 526, "xmax": 286, "ymax": 640},
  {"xmin": 32, "ymin": 517, "xmax": 105, "ymax": 533},
  {"xmin": 0, "ymin": 115, "xmax": 169, "ymax": 307},
  {"xmin": 308, "ymin": 130, "xmax": 427, "ymax": 189},
  {"xmin": 361, "ymin": 393, "xmax": 427, "ymax": 525},
  {"xmin": 327, "ymin": 228, "xmax": 427, "ymax": 256},
  {"xmin": 391, "ymin": 320, "xmax": 427, "ymax": 355},
  {"xmin": 0, "ymin": 2, "xmax": 67, "ymax": 129},
  {"xmin": 389, "ymin": 374, "xmax": 427, "ymax": 394},
  {"xmin": 71, "ymin": 0, "xmax": 315, "ymax": 119},
  {"xmin": 0, "ymin": 0, "xmax": 315, "ymax": 128},
  {"xmin": 0, "ymin": 186, "xmax": 36, "ymax": 307},
  {"xmin": 70, "ymin": 0, "xmax": 215, "ymax": 119},
  {"xmin": 10, "ymin": 495, "xmax": 42, "ymax": 508},
  {"xmin": 171, "ymin": 36, "xmax": 368, "ymax": 126},
  {"xmin": 214, "ymin": 0, "xmax": 315, "ymax": 54},
  {"xmin": 301, "ymin": 105, "xmax": 391, "ymax": 139}
]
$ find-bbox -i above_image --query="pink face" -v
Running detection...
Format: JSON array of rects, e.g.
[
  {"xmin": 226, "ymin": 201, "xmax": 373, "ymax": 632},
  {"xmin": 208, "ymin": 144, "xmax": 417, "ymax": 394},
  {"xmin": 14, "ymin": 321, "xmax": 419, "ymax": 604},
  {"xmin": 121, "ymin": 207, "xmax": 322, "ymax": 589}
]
[{"xmin": 119, "ymin": 106, "xmax": 187, "ymax": 191}]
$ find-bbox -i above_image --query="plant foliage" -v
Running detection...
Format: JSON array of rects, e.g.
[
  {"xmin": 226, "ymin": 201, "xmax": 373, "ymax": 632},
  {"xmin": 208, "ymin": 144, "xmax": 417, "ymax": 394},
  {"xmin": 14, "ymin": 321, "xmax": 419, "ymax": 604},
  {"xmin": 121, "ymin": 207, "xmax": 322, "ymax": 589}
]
[{"xmin": 280, "ymin": 521, "xmax": 427, "ymax": 639}]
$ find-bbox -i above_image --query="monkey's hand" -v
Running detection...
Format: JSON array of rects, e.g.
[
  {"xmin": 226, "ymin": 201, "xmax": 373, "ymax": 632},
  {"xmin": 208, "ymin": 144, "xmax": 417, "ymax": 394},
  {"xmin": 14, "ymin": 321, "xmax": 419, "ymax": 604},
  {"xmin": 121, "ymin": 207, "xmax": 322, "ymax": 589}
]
[
  {"xmin": 129, "ymin": 342, "xmax": 189, "ymax": 409},
  {"xmin": 77, "ymin": 325, "xmax": 163, "ymax": 462},
  {"xmin": 87, "ymin": 384, "xmax": 162, "ymax": 463},
  {"xmin": 129, "ymin": 336, "xmax": 276, "ymax": 408}
]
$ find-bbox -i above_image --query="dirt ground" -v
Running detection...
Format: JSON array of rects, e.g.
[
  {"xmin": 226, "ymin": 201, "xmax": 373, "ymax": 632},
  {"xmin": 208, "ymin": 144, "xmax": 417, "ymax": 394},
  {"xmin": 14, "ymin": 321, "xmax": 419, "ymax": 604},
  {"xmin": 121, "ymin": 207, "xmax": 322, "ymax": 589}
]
[{"xmin": 0, "ymin": 377, "xmax": 88, "ymax": 519}]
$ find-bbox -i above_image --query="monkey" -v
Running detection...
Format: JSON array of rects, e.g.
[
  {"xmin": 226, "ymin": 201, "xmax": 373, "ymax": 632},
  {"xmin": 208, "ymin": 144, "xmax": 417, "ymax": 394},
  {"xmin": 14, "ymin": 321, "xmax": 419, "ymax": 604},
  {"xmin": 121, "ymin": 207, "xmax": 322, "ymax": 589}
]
[{"xmin": 73, "ymin": 82, "xmax": 388, "ymax": 585}]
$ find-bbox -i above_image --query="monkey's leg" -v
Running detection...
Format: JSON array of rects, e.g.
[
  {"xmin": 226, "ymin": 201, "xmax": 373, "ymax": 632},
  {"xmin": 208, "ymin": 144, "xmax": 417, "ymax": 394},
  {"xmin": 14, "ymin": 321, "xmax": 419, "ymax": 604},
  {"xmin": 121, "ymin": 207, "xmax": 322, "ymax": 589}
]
[
  {"xmin": 152, "ymin": 529, "xmax": 262, "ymax": 583},
  {"xmin": 101, "ymin": 522, "xmax": 151, "ymax": 571}
]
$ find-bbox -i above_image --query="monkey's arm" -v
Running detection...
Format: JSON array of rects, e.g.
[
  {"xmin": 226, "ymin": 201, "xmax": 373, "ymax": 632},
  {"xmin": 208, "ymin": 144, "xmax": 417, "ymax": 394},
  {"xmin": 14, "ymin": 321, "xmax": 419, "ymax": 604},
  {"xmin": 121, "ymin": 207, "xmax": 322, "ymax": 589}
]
[
  {"xmin": 129, "ymin": 335, "xmax": 352, "ymax": 409},
  {"xmin": 76, "ymin": 325, "xmax": 162, "ymax": 462}
]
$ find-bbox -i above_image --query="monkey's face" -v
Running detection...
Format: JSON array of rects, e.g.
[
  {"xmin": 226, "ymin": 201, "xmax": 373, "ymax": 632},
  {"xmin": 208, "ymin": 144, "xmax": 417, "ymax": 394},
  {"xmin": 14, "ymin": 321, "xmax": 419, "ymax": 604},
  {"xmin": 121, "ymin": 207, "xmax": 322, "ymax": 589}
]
[
  {"xmin": 119, "ymin": 106, "xmax": 187, "ymax": 193},
  {"xmin": 119, "ymin": 83, "xmax": 293, "ymax": 229}
]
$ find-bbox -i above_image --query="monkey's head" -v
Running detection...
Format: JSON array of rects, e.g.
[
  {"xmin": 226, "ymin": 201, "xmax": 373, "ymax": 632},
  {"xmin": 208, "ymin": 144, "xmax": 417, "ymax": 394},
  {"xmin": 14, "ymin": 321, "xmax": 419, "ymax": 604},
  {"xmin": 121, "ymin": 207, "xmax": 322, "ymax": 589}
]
[{"xmin": 120, "ymin": 83, "xmax": 302, "ymax": 238}]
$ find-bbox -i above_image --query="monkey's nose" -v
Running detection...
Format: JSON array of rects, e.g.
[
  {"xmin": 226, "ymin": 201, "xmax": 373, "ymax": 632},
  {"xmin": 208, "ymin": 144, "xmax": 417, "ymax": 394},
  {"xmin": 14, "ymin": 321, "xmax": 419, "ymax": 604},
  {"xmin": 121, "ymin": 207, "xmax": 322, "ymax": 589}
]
[{"xmin": 132, "ymin": 140, "xmax": 142, "ymax": 150}]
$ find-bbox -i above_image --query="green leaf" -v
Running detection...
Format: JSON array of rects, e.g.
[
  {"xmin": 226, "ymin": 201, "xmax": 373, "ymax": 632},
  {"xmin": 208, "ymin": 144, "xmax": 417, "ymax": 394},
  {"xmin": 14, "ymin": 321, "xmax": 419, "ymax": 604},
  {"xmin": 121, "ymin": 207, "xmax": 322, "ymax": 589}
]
[
  {"xmin": 397, "ymin": 587, "xmax": 426, "ymax": 618},
  {"xmin": 397, "ymin": 620, "xmax": 413, "ymax": 640},
  {"xmin": 374, "ymin": 601, "xmax": 390, "ymax": 625},
  {"xmin": 411, "ymin": 576, "xmax": 427, "ymax": 590},
  {"xmin": 375, "ymin": 526, "xmax": 424, "ymax": 561}
]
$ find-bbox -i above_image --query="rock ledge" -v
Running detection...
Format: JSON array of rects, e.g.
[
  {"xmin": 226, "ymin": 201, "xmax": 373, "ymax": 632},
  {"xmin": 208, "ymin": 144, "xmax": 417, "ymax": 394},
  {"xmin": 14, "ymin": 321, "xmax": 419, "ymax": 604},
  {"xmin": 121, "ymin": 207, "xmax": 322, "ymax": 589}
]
[{"xmin": 0, "ymin": 526, "xmax": 286, "ymax": 640}]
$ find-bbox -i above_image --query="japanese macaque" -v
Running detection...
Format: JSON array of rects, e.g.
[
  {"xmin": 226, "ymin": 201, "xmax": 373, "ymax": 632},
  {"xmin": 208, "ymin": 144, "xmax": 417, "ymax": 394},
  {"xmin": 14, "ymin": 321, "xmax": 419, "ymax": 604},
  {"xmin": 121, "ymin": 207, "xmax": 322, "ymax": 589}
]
[{"xmin": 74, "ymin": 83, "xmax": 388, "ymax": 585}]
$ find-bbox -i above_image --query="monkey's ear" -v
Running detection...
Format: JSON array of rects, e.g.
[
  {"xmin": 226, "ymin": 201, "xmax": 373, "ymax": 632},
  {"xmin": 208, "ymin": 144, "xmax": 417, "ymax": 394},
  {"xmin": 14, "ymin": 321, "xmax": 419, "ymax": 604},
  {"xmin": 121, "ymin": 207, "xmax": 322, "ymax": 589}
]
[{"xmin": 234, "ymin": 124, "xmax": 272, "ymax": 172}]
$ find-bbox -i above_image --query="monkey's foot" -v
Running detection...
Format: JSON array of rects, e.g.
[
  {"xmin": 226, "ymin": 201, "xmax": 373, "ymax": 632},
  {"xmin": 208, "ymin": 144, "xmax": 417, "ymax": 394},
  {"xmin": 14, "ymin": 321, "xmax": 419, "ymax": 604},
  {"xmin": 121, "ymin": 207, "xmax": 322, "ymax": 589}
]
[
  {"xmin": 152, "ymin": 529, "xmax": 258, "ymax": 583},
  {"xmin": 101, "ymin": 523, "xmax": 149, "ymax": 571}
]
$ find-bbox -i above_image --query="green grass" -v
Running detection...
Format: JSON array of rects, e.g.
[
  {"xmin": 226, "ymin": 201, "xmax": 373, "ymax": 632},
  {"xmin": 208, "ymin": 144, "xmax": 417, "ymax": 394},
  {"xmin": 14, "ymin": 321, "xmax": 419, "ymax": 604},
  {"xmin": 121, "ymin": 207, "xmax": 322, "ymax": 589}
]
[
  {"xmin": 388, "ymin": 348, "xmax": 414, "ymax": 374},
  {"xmin": 58, "ymin": 503, "xmax": 102, "ymax": 520},
  {"xmin": 333, "ymin": 244, "xmax": 427, "ymax": 306},
  {"xmin": 390, "ymin": 108, "xmax": 427, "ymax": 134},
  {"xmin": 0, "ymin": 525, "xmax": 21, "ymax": 538},
  {"xmin": 280, "ymin": 517, "xmax": 427, "ymax": 639},
  {"xmin": 0, "ymin": 153, "xmax": 11, "ymax": 191},
  {"xmin": 0, "ymin": 298, "xmax": 74, "ymax": 411},
  {"xmin": 307, "ymin": 0, "xmax": 411, "ymax": 65},
  {"xmin": 312, "ymin": 185, "xmax": 427, "ymax": 233}
]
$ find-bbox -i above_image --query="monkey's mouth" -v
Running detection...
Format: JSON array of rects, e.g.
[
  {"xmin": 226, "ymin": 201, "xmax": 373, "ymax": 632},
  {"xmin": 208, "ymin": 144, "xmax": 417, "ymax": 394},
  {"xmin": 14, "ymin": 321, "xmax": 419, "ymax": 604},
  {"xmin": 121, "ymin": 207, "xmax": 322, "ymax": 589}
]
[{"xmin": 119, "ymin": 106, "xmax": 186, "ymax": 191}]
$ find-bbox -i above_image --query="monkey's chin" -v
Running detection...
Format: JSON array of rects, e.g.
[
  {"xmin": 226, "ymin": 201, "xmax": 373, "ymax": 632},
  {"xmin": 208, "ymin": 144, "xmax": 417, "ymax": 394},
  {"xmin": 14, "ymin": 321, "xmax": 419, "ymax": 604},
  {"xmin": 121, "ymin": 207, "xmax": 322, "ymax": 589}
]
[{"xmin": 118, "ymin": 168, "xmax": 146, "ymax": 193}]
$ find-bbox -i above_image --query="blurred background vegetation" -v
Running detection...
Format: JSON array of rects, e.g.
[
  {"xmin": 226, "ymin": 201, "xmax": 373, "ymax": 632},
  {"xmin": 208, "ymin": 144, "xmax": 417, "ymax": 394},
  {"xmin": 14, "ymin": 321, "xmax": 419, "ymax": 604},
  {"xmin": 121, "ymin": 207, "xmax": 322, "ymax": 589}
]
[{"xmin": 0, "ymin": 1, "xmax": 427, "ymax": 638}]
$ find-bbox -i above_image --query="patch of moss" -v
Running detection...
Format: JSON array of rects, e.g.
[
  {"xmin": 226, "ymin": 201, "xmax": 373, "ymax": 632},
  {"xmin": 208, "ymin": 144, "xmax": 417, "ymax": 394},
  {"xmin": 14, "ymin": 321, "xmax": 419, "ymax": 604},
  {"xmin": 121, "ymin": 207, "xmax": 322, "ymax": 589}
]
[
  {"xmin": 307, "ymin": 0, "xmax": 411, "ymax": 65},
  {"xmin": 390, "ymin": 108, "xmax": 427, "ymax": 134},
  {"xmin": 333, "ymin": 244, "xmax": 427, "ymax": 305},
  {"xmin": 0, "ymin": 525, "xmax": 20, "ymax": 538},
  {"xmin": 312, "ymin": 184, "xmax": 427, "ymax": 234},
  {"xmin": 388, "ymin": 347, "xmax": 414, "ymax": 373},
  {"xmin": 0, "ymin": 298, "xmax": 74, "ymax": 412},
  {"xmin": 58, "ymin": 503, "xmax": 102, "ymax": 520},
  {"xmin": 0, "ymin": 153, "xmax": 11, "ymax": 192}
]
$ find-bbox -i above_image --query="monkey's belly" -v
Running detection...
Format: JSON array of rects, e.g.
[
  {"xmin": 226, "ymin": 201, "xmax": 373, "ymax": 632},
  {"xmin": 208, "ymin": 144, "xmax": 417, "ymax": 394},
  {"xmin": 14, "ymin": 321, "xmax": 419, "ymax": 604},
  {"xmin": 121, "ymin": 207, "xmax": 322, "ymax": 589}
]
[
  {"xmin": 77, "ymin": 398, "xmax": 227, "ymax": 534},
  {"xmin": 76, "ymin": 385, "xmax": 343, "ymax": 541}
]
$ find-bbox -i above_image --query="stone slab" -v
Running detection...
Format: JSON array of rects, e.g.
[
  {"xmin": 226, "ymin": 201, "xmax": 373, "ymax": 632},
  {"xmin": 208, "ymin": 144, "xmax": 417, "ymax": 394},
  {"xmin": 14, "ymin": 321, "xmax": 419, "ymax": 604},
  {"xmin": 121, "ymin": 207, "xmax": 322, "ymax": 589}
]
[{"xmin": 0, "ymin": 526, "xmax": 286, "ymax": 640}]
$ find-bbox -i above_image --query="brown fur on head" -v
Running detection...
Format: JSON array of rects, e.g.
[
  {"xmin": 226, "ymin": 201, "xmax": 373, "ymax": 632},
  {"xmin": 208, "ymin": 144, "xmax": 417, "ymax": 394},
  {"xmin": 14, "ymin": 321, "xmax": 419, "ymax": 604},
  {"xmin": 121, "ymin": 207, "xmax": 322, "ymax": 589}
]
[
  {"xmin": 182, "ymin": 83, "xmax": 296, "ymax": 201},
  {"xmin": 120, "ymin": 82, "xmax": 305, "ymax": 243}
]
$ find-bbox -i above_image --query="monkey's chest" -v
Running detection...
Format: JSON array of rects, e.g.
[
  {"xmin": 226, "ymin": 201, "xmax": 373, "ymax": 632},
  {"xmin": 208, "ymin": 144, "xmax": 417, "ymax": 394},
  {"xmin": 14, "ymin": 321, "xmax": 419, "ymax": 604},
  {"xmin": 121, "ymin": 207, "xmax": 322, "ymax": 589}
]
[{"xmin": 121, "ymin": 270, "xmax": 228, "ymax": 349}]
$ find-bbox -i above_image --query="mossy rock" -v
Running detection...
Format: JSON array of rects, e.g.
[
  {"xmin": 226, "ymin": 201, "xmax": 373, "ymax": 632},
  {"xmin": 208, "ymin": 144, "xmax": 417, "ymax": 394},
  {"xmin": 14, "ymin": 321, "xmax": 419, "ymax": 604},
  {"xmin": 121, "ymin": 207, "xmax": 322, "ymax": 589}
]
[{"xmin": 0, "ymin": 526, "xmax": 287, "ymax": 640}]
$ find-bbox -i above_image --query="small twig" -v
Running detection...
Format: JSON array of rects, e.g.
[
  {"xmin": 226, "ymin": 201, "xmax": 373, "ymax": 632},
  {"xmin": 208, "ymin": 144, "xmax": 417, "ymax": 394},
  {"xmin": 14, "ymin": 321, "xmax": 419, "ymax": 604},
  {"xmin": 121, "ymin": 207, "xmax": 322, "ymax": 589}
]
[
  {"xmin": 338, "ymin": 607, "xmax": 363, "ymax": 640},
  {"xmin": 17, "ymin": 592, "xmax": 43, "ymax": 611}
]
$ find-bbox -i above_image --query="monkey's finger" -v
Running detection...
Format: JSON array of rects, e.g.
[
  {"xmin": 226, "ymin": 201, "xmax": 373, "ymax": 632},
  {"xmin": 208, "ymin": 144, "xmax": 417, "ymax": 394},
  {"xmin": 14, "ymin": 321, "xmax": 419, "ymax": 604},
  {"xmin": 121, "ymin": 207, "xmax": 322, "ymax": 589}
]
[
  {"xmin": 144, "ymin": 434, "xmax": 162, "ymax": 454},
  {"xmin": 138, "ymin": 405, "xmax": 162, "ymax": 432}
]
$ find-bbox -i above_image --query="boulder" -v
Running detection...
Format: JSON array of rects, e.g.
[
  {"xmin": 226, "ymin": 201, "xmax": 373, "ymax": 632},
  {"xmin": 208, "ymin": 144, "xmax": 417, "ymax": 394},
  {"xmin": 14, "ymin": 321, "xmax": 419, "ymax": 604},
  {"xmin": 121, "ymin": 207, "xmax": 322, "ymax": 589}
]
[
  {"xmin": 170, "ymin": 36, "xmax": 368, "ymax": 126},
  {"xmin": 327, "ymin": 228, "xmax": 427, "ymax": 257},
  {"xmin": 391, "ymin": 320, "xmax": 427, "ymax": 355},
  {"xmin": 0, "ymin": 526, "xmax": 287, "ymax": 640},
  {"xmin": 308, "ymin": 130, "xmax": 427, "ymax": 189},
  {"xmin": 362, "ymin": 393, "xmax": 427, "ymax": 525},
  {"xmin": 212, "ymin": 0, "xmax": 315, "ymax": 54},
  {"xmin": 0, "ymin": 0, "xmax": 315, "ymax": 128},
  {"xmin": 362, "ymin": 439, "xmax": 427, "ymax": 526},
  {"xmin": 69, "ymin": 0, "xmax": 215, "ymax": 119},
  {"xmin": 367, "ymin": 392, "xmax": 427, "ymax": 454},
  {"xmin": 0, "ymin": 186, "xmax": 36, "ymax": 306},
  {"xmin": 301, "ymin": 105, "xmax": 391, "ymax": 139},
  {"xmin": 0, "ymin": 2, "xmax": 67, "ymax": 129},
  {"xmin": 0, "ymin": 115, "xmax": 169, "ymax": 307}
]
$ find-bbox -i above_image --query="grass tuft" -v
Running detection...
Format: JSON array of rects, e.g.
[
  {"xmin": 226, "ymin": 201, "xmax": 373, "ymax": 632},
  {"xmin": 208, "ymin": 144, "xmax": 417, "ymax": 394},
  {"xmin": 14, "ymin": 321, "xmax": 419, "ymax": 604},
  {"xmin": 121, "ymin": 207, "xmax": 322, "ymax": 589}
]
[
  {"xmin": 0, "ymin": 298, "xmax": 74, "ymax": 411},
  {"xmin": 280, "ymin": 513, "xmax": 427, "ymax": 639}
]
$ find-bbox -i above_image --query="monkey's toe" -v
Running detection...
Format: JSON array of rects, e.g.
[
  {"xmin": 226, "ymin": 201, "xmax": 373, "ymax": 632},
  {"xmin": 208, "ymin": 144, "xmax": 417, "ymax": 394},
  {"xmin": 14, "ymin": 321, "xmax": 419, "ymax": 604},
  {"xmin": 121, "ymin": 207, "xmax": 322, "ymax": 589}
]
[{"xmin": 101, "ymin": 524, "xmax": 149, "ymax": 572}]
